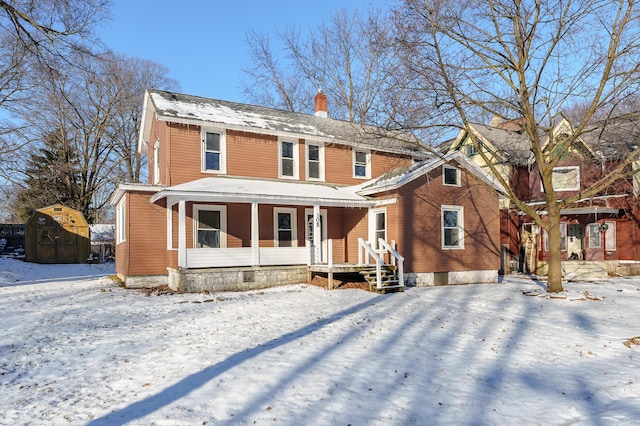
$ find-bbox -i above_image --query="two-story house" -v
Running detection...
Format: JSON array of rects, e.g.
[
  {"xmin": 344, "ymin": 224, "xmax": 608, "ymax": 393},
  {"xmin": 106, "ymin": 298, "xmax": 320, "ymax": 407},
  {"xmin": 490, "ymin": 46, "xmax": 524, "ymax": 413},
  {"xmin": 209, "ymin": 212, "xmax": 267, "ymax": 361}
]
[
  {"xmin": 448, "ymin": 115, "xmax": 640, "ymax": 277},
  {"xmin": 110, "ymin": 89, "xmax": 502, "ymax": 292}
]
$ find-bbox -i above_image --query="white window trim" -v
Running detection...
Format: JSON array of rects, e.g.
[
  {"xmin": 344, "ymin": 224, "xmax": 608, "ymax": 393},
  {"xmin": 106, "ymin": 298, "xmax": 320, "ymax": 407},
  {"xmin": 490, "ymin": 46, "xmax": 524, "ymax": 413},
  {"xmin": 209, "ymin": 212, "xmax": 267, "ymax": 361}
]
[
  {"xmin": 274, "ymin": 207, "xmax": 297, "ymax": 247},
  {"xmin": 116, "ymin": 198, "xmax": 126, "ymax": 244},
  {"xmin": 305, "ymin": 141, "xmax": 325, "ymax": 181},
  {"xmin": 587, "ymin": 223, "xmax": 601, "ymax": 248},
  {"xmin": 201, "ymin": 128, "xmax": 227, "ymax": 174},
  {"xmin": 605, "ymin": 221, "xmax": 616, "ymax": 251},
  {"xmin": 278, "ymin": 139, "xmax": 299, "ymax": 179},
  {"xmin": 442, "ymin": 164, "xmax": 461, "ymax": 187},
  {"xmin": 544, "ymin": 166, "xmax": 580, "ymax": 192},
  {"xmin": 441, "ymin": 205, "xmax": 464, "ymax": 250},
  {"xmin": 353, "ymin": 148, "xmax": 371, "ymax": 179},
  {"xmin": 153, "ymin": 140, "xmax": 160, "ymax": 185},
  {"xmin": 193, "ymin": 204, "xmax": 227, "ymax": 248},
  {"xmin": 369, "ymin": 207, "xmax": 387, "ymax": 251}
]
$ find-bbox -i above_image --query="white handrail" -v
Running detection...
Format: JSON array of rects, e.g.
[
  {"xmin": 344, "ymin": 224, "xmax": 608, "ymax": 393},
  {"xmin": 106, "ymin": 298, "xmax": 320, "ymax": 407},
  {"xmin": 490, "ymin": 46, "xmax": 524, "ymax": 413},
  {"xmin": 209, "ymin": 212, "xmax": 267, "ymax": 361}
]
[
  {"xmin": 378, "ymin": 238, "xmax": 404, "ymax": 287},
  {"xmin": 358, "ymin": 237, "xmax": 383, "ymax": 289}
]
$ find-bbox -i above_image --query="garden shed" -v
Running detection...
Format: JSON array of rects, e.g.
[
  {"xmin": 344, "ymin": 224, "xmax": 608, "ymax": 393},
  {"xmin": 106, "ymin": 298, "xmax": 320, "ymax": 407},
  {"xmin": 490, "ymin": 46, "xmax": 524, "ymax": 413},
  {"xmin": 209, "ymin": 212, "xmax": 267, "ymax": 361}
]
[{"xmin": 25, "ymin": 204, "xmax": 90, "ymax": 263}]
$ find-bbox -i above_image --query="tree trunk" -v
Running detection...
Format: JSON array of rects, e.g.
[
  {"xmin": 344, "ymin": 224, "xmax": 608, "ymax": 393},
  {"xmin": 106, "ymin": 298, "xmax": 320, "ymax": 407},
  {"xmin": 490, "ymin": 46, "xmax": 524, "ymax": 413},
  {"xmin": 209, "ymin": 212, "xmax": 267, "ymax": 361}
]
[{"xmin": 545, "ymin": 209, "xmax": 564, "ymax": 293}]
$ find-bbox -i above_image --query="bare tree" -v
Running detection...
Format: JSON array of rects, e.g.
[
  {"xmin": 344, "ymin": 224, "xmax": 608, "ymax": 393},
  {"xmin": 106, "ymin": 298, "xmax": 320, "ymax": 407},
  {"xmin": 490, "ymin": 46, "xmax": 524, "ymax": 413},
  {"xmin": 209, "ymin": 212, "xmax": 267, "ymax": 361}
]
[
  {"xmin": 105, "ymin": 55, "xmax": 179, "ymax": 183},
  {"xmin": 394, "ymin": 0, "xmax": 640, "ymax": 292},
  {"xmin": 9, "ymin": 52, "xmax": 176, "ymax": 222},
  {"xmin": 243, "ymin": 8, "xmax": 399, "ymax": 124}
]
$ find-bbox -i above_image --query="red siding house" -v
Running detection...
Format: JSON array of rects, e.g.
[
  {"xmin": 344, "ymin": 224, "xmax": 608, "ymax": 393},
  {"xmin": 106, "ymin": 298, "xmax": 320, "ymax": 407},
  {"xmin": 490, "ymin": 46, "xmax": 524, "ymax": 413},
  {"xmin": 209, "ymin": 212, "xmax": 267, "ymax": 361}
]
[
  {"xmin": 111, "ymin": 89, "xmax": 502, "ymax": 292},
  {"xmin": 448, "ymin": 115, "xmax": 640, "ymax": 279}
]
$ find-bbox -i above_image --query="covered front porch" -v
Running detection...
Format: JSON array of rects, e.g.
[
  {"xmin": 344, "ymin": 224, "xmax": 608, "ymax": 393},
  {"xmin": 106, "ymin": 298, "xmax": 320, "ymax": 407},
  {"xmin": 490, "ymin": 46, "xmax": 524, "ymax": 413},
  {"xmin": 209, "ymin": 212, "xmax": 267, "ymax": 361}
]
[{"xmin": 150, "ymin": 176, "xmax": 404, "ymax": 292}]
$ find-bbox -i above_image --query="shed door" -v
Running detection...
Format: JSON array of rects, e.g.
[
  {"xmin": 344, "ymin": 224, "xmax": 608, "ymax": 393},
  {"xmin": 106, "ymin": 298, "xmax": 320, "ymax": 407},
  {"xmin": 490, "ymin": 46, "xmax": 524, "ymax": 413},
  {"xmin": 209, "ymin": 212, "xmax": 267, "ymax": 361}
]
[{"xmin": 37, "ymin": 223, "xmax": 77, "ymax": 263}]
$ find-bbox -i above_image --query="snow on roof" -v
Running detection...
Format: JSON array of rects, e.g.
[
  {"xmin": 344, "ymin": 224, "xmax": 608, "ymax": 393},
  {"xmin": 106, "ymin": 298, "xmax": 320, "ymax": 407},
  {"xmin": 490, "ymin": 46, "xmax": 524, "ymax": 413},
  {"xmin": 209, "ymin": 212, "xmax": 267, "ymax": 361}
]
[
  {"xmin": 150, "ymin": 176, "xmax": 376, "ymax": 208},
  {"xmin": 358, "ymin": 151, "xmax": 506, "ymax": 195},
  {"xmin": 143, "ymin": 90, "xmax": 426, "ymax": 157}
]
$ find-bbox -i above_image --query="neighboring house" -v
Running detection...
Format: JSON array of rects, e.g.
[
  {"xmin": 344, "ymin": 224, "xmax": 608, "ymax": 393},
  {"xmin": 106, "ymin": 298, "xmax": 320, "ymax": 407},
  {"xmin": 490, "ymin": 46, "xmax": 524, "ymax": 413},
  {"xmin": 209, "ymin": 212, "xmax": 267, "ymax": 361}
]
[
  {"xmin": 448, "ymin": 115, "xmax": 640, "ymax": 278},
  {"xmin": 110, "ymin": 89, "xmax": 502, "ymax": 292}
]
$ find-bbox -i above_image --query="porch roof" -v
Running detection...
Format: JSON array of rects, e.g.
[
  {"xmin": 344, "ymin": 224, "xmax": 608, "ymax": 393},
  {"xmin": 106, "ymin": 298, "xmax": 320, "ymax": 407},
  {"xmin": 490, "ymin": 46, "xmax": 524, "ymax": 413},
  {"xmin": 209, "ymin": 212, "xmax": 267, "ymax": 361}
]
[{"xmin": 149, "ymin": 176, "xmax": 376, "ymax": 208}]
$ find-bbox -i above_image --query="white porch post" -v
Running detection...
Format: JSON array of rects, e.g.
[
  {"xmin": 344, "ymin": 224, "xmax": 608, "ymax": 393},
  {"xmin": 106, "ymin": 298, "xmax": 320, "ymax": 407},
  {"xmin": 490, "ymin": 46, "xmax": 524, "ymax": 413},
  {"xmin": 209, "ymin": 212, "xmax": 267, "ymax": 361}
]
[
  {"xmin": 251, "ymin": 202, "xmax": 260, "ymax": 266},
  {"xmin": 313, "ymin": 204, "xmax": 321, "ymax": 264},
  {"xmin": 178, "ymin": 200, "xmax": 187, "ymax": 268}
]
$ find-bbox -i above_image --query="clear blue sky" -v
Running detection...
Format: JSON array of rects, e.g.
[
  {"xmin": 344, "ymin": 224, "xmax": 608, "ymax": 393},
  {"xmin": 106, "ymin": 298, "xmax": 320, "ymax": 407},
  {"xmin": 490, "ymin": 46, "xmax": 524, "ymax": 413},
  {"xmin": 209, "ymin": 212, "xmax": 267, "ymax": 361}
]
[{"xmin": 97, "ymin": 0, "xmax": 390, "ymax": 103}]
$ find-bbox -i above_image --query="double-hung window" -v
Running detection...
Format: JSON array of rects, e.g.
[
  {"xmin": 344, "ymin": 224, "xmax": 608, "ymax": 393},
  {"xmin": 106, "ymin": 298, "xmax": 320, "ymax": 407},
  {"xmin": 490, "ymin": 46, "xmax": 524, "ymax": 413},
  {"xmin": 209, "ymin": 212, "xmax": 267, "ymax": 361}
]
[
  {"xmin": 353, "ymin": 149, "xmax": 371, "ymax": 179},
  {"xmin": 306, "ymin": 142, "xmax": 324, "ymax": 180},
  {"xmin": 202, "ymin": 130, "xmax": 226, "ymax": 173},
  {"xmin": 194, "ymin": 205, "xmax": 227, "ymax": 248},
  {"xmin": 279, "ymin": 140, "xmax": 299, "ymax": 179},
  {"xmin": 274, "ymin": 208, "xmax": 297, "ymax": 247},
  {"xmin": 442, "ymin": 205, "xmax": 464, "ymax": 249}
]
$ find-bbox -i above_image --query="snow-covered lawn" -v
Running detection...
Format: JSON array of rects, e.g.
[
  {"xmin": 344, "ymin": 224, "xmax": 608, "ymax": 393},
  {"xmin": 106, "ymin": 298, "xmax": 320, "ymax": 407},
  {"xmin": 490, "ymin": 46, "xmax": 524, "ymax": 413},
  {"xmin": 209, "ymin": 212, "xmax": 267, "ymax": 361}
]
[{"xmin": 2, "ymin": 258, "xmax": 640, "ymax": 425}]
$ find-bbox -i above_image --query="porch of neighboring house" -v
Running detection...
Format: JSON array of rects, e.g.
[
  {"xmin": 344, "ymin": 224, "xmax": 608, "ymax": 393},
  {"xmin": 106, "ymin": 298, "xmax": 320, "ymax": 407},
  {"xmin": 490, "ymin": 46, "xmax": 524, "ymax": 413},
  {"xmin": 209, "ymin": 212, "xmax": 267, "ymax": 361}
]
[
  {"xmin": 152, "ymin": 177, "xmax": 405, "ymax": 293},
  {"xmin": 518, "ymin": 206, "xmax": 640, "ymax": 279}
]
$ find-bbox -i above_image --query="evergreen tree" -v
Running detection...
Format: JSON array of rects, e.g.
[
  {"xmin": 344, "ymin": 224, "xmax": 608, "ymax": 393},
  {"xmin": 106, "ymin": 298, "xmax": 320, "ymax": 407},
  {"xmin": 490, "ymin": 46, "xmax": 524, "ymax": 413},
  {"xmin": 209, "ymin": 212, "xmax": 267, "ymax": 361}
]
[{"xmin": 15, "ymin": 132, "xmax": 81, "ymax": 222}]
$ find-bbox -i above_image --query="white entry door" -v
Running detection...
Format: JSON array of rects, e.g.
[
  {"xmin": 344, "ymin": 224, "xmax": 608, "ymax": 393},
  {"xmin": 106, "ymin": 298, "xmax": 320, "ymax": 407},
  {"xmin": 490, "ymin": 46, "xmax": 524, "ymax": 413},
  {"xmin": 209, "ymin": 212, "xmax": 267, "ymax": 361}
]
[{"xmin": 305, "ymin": 208, "xmax": 327, "ymax": 263}]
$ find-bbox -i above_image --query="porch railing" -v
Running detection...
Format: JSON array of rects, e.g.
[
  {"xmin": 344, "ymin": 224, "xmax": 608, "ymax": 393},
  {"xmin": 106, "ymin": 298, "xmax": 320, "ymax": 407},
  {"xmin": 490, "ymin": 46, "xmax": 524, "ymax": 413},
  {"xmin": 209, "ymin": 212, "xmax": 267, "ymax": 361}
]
[
  {"xmin": 378, "ymin": 238, "xmax": 404, "ymax": 288},
  {"xmin": 357, "ymin": 237, "xmax": 383, "ymax": 289},
  {"xmin": 185, "ymin": 247, "xmax": 307, "ymax": 268}
]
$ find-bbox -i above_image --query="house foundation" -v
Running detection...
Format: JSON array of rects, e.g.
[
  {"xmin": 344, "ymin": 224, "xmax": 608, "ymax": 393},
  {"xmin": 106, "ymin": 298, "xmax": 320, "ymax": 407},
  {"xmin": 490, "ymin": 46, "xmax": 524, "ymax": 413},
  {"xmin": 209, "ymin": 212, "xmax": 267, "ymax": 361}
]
[
  {"xmin": 406, "ymin": 270, "xmax": 498, "ymax": 287},
  {"xmin": 167, "ymin": 265, "xmax": 308, "ymax": 293}
]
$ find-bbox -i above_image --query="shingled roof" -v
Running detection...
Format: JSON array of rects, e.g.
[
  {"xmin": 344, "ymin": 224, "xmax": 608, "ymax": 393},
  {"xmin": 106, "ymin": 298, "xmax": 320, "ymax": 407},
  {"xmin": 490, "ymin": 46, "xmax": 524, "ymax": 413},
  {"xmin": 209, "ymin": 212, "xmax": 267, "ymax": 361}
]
[
  {"xmin": 139, "ymin": 89, "xmax": 427, "ymax": 158},
  {"xmin": 580, "ymin": 113, "xmax": 640, "ymax": 160}
]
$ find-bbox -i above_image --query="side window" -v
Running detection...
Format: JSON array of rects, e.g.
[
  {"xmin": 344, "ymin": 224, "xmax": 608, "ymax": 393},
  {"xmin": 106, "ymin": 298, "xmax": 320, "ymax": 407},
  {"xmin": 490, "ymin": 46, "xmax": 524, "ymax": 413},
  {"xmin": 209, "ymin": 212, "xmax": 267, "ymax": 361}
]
[
  {"xmin": 442, "ymin": 206, "xmax": 464, "ymax": 249},
  {"xmin": 353, "ymin": 149, "xmax": 371, "ymax": 179},
  {"xmin": 279, "ymin": 140, "xmax": 299, "ymax": 179},
  {"xmin": 194, "ymin": 205, "xmax": 227, "ymax": 248},
  {"xmin": 588, "ymin": 223, "xmax": 601, "ymax": 248},
  {"xmin": 371, "ymin": 208, "xmax": 386, "ymax": 250},
  {"xmin": 605, "ymin": 221, "xmax": 616, "ymax": 251},
  {"xmin": 153, "ymin": 140, "xmax": 160, "ymax": 184},
  {"xmin": 549, "ymin": 166, "xmax": 579, "ymax": 191},
  {"xmin": 306, "ymin": 142, "xmax": 324, "ymax": 180},
  {"xmin": 443, "ymin": 164, "xmax": 460, "ymax": 186},
  {"xmin": 274, "ymin": 208, "xmax": 297, "ymax": 247},
  {"xmin": 116, "ymin": 198, "xmax": 126, "ymax": 244},
  {"xmin": 202, "ymin": 130, "xmax": 226, "ymax": 173}
]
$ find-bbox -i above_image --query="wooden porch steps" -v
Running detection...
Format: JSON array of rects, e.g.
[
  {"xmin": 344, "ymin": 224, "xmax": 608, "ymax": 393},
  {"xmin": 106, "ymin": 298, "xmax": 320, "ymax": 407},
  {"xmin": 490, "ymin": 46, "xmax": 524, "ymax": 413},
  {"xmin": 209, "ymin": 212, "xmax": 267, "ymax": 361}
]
[{"xmin": 359, "ymin": 264, "xmax": 404, "ymax": 293}]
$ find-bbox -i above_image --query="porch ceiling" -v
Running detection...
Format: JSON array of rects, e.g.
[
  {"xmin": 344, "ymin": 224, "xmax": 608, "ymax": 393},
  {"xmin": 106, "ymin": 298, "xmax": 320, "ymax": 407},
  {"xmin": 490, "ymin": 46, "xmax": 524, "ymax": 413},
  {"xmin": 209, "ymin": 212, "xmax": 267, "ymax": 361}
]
[{"xmin": 150, "ymin": 176, "xmax": 376, "ymax": 208}]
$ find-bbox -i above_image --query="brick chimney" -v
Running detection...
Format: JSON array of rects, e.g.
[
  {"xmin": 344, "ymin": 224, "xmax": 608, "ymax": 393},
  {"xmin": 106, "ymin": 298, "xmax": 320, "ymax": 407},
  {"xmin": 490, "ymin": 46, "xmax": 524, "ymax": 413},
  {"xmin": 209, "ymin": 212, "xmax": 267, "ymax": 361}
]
[{"xmin": 314, "ymin": 89, "xmax": 328, "ymax": 118}]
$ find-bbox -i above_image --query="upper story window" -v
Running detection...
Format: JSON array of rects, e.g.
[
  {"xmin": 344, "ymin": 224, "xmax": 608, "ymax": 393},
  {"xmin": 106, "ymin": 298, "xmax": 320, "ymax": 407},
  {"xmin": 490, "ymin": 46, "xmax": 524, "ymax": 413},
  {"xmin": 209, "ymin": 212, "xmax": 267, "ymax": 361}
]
[
  {"xmin": 353, "ymin": 148, "xmax": 371, "ymax": 179},
  {"xmin": 443, "ymin": 164, "xmax": 460, "ymax": 186},
  {"xmin": 279, "ymin": 140, "xmax": 299, "ymax": 179},
  {"xmin": 202, "ymin": 129, "xmax": 226, "ymax": 174},
  {"xmin": 152, "ymin": 140, "xmax": 160, "ymax": 184},
  {"xmin": 465, "ymin": 143, "xmax": 477, "ymax": 156},
  {"xmin": 442, "ymin": 205, "xmax": 464, "ymax": 249},
  {"xmin": 194, "ymin": 205, "xmax": 227, "ymax": 248},
  {"xmin": 306, "ymin": 142, "xmax": 324, "ymax": 181},
  {"xmin": 550, "ymin": 166, "xmax": 579, "ymax": 191}
]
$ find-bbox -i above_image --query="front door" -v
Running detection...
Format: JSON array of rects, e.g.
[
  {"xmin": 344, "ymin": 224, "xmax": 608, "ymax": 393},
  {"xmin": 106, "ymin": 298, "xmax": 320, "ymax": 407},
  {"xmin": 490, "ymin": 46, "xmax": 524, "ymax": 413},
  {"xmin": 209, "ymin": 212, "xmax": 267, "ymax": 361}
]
[
  {"xmin": 567, "ymin": 224, "xmax": 584, "ymax": 260},
  {"xmin": 305, "ymin": 209, "xmax": 327, "ymax": 263}
]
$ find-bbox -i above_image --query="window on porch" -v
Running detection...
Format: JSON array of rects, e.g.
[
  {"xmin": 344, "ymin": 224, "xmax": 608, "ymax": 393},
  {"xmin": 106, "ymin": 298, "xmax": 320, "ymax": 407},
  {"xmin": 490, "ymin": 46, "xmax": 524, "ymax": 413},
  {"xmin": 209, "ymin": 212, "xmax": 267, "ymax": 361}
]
[
  {"xmin": 274, "ymin": 207, "xmax": 297, "ymax": 247},
  {"xmin": 543, "ymin": 222, "xmax": 567, "ymax": 251},
  {"xmin": 195, "ymin": 205, "xmax": 227, "ymax": 248},
  {"xmin": 372, "ymin": 208, "xmax": 386, "ymax": 249}
]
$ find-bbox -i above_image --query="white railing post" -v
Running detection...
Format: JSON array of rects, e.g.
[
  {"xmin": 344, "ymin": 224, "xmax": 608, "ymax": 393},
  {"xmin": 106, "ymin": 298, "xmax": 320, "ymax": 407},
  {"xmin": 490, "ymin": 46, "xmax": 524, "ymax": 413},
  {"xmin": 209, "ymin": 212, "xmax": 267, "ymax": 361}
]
[
  {"xmin": 358, "ymin": 238, "xmax": 384, "ymax": 290},
  {"xmin": 378, "ymin": 238, "xmax": 405, "ymax": 288},
  {"xmin": 328, "ymin": 239, "xmax": 333, "ymax": 269}
]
